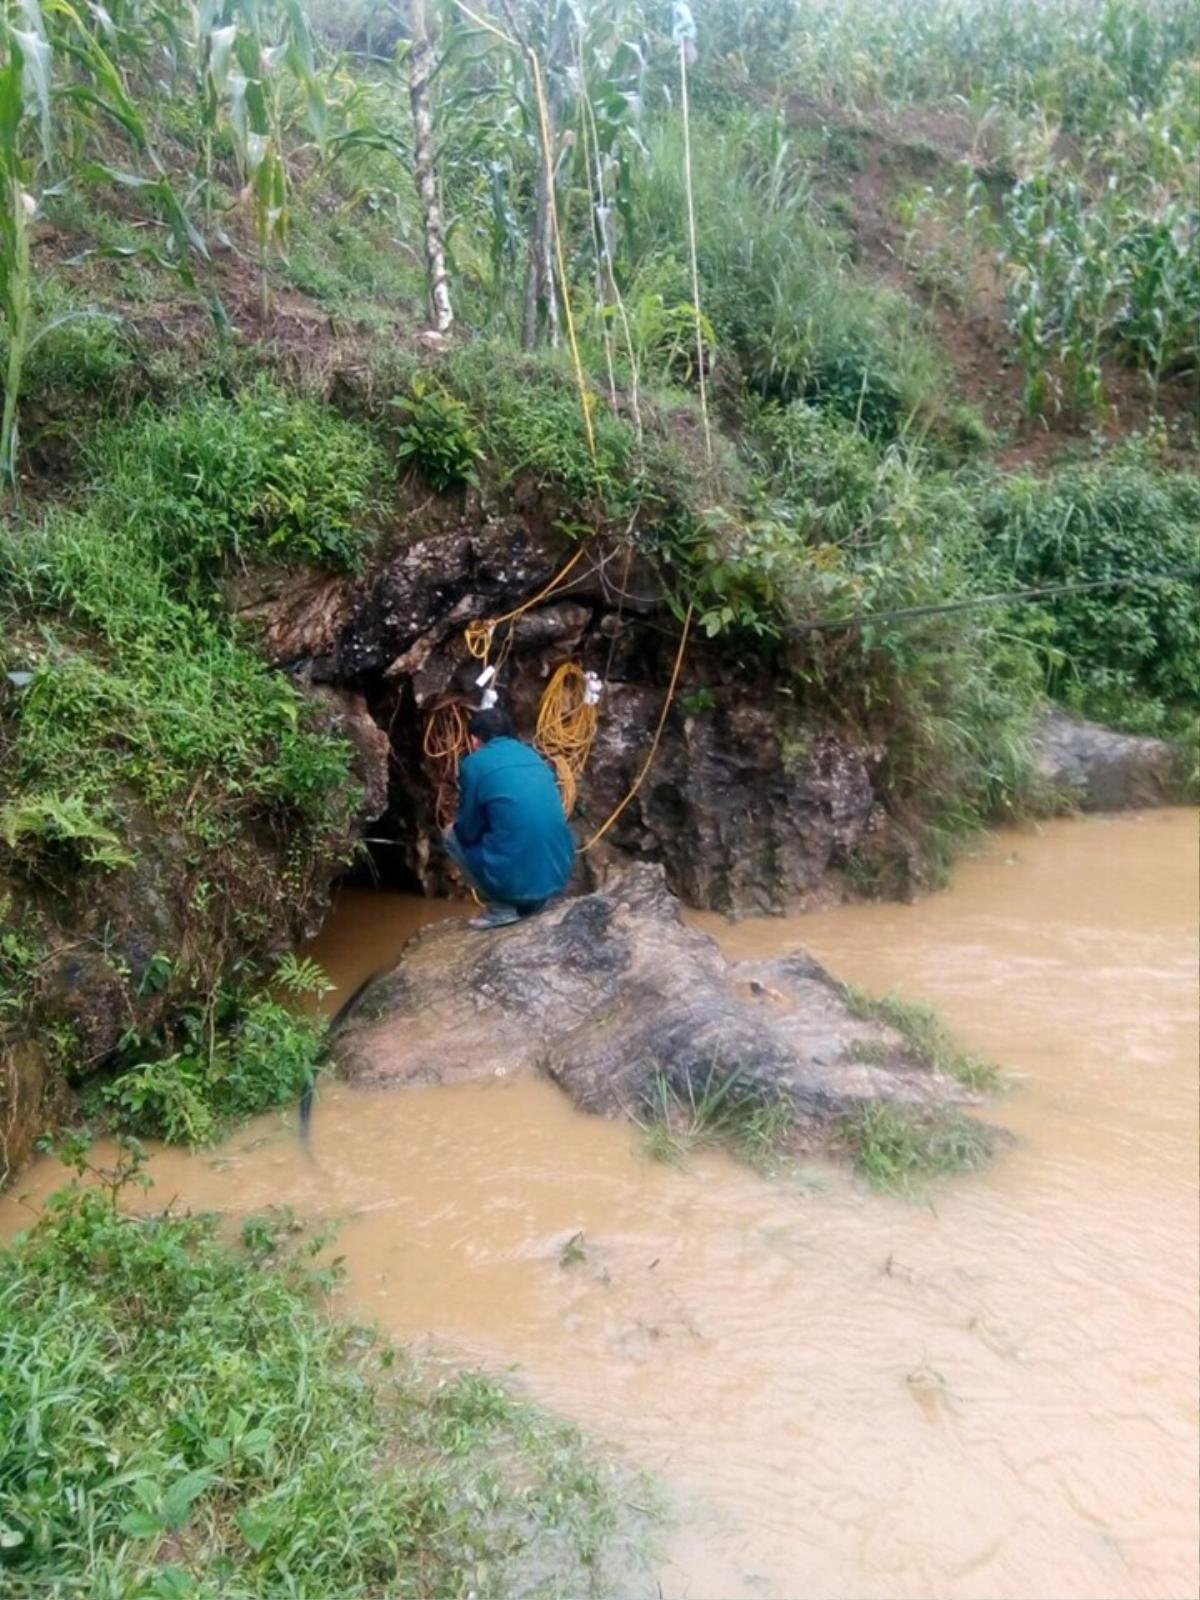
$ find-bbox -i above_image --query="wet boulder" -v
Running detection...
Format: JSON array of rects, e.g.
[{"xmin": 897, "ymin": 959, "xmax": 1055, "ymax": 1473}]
[
  {"xmin": 1033, "ymin": 710, "xmax": 1180, "ymax": 811},
  {"xmin": 331, "ymin": 864, "xmax": 977, "ymax": 1136}
]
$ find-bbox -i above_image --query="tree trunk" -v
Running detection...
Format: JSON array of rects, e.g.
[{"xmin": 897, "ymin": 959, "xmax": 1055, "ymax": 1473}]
[
  {"xmin": 409, "ymin": 0, "xmax": 453, "ymax": 335},
  {"xmin": 522, "ymin": 151, "xmax": 548, "ymax": 349},
  {"xmin": 522, "ymin": 115, "xmax": 560, "ymax": 350}
]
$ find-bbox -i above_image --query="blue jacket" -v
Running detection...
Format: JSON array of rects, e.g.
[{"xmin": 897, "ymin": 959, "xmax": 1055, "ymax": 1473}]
[{"xmin": 453, "ymin": 737, "xmax": 575, "ymax": 906}]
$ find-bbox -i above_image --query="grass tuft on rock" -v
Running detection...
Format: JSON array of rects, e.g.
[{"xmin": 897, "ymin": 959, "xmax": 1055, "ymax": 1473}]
[
  {"xmin": 842, "ymin": 1103, "xmax": 996, "ymax": 1195},
  {"xmin": 634, "ymin": 1068, "xmax": 798, "ymax": 1178},
  {"xmin": 841, "ymin": 985, "xmax": 1001, "ymax": 1091},
  {"xmin": 0, "ymin": 1144, "xmax": 653, "ymax": 1599}
]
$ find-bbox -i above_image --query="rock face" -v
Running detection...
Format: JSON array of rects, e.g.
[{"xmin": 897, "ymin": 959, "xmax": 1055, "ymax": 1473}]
[
  {"xmin": 241, "ymin": 508, "xmax": 900, "ymax": 914},
  {"xmin": 332, "ymin": 864, "xmax": 975, "ymax": 1138},
  {"xmin": 1033, "ymin": 710, "xmax": 1179, "ymax": 811}
]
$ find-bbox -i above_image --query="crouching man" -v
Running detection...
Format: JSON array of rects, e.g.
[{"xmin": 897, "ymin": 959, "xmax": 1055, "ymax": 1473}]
[{"xmin": 443, "ymin": 706, "xmax": 576, "ymax": 930}]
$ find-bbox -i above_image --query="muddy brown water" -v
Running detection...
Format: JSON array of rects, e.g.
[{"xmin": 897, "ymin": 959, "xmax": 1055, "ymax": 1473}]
[{"xmin": 4, "ymin": 810, "xmax": 1197, "ymax": 1600}]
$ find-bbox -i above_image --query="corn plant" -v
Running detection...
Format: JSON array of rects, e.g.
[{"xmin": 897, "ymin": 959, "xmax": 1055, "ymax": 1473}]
[
  {"xmin": 0, "ymin": 20, "xmax": 40, "ymax": 483},
  {"xmin": 0, "ymin": 0, "xmax": 182, "ymax": 482},
  {"xmin": 998, "ymin": 164, "xmax": 1198, "ymax": 417},
  {"xmin": 0, "ymin": 0, "xmax": 89, "ymax": 486},
  {"xmin": 195, "ymin": 0, "xmax": 327, "ymax": 319},
  {"xmin": 1114, "ymin": 202, "xmax": 1200, "ymax": 397}
]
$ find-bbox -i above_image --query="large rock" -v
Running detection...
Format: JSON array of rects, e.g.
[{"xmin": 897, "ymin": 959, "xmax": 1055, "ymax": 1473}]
[
  {"xmin": 578, "ymin": 685, "xmax": 889, "ymax": 914},
  {"xmin": 1033, "ymin": 710, "xmax": 1179, "ymax": 811},
  {"xmin": 331, "ymin": 864, "xmax": 976, "ymax": 1139}
]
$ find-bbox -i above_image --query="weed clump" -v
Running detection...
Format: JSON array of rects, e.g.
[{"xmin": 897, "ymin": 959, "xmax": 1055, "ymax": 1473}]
[
  {"xmin": 98, "ymin": 381, "xmax": 384, "ymax": 587},
  {"xmin": 442, "ymin": 343, "xmax": 640, "ymax": 509},
  {"xmin": 841, "ymin": 985, "xmax": 1000, "ymax": 1091},
  {"xmin": 842, "ymin": 1103, "xmax": 996, "ymax": 1194},
  {"xmin": 635, "ymin": 1068, "xmax": 798, "ymax": 1177},
  {"xmin": 91, "ymin": 957, "xmax": 333, "ymax": 1146}
]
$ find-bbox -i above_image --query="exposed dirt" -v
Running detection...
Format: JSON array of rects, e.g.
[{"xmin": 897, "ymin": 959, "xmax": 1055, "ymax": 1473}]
[{"xmin": 33, "ymin": 206, "xmax": 420, "ymax": 404}]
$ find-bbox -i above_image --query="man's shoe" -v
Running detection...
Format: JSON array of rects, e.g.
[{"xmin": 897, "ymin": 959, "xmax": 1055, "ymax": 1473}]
[{"xmin": 469, "ymin": 903, "xmax": 521, "ymax": 931}]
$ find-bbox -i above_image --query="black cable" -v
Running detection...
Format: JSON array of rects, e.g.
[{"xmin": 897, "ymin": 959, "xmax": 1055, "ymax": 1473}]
[{"xmin": 784, "ymin": 567, "xmax": 1200, "ymax": 637}]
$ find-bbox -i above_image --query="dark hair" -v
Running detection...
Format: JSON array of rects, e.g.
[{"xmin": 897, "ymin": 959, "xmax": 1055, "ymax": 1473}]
[{"xmin": 468, "ymin": 706, "xmax": 516, "ymax": 743}]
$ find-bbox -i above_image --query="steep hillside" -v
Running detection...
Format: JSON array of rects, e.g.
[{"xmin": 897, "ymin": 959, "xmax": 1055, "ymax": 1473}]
[{"xmin": 1, "ymin": 0, "xmax": 1197, "ymax": 1177}]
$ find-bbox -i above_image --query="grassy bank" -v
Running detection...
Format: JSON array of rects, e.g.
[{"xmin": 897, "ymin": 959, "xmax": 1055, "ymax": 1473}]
[
  {"xmin": 0, "ymin": 382, "xmax": 383, "ymax": 1160},
  {"xmin": 0, "ymin": 1140, "xmax": 651, "ymax": 1599}
]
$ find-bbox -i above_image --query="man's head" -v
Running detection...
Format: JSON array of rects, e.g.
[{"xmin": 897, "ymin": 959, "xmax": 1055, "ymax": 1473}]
[{"xmin": 467, "ymin": 705, "xmax": 516, "ymax": 751}]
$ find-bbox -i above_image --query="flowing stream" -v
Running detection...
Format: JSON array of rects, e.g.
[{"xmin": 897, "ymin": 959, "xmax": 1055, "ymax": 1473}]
[{"xmin": 4, "ymin": 810, "xmax": 1197, "ymax": 1600}]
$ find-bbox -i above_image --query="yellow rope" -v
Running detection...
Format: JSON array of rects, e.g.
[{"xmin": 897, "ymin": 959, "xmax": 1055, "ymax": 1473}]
[
  {"xmin": 534, "ymin": 661, "xmax": 598, "ymax": 817},
  {"xmin": 583, "ymin": 602, "xmax": 694, "ymax": 851},
  {"xmin": 422, "ymin": 699, "xmax": 473, "ymax": 833},
  {"xmin": 465, "ymin": 543, "xmax": 589, "ymax": 663}
]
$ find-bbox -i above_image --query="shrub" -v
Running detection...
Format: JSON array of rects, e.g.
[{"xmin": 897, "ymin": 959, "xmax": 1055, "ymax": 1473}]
[
  {"xmin": 390, "ymin": 377, "xmax": 483, "ymax": 490},
  {"xmin": 442, "ymin": 343, "xmax": 639, "ymax": 509},
  {"xmin": 102, "ymin": 991, "xmax": 326, "ymax": 1144},
  {"xmin": 977, "ymin": 454, "xmax": 1200, "ymax": 735},
  {"xmin": 748, "ymin": 399, "xmax": 881, "ymax": 529}
]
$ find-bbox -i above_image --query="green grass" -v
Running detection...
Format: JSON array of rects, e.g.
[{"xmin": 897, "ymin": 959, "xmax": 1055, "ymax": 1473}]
[
  {"xmin": 0, "ymin": 1147, "xmax": 654, "ymax": 1598},
  {"xmin": 841, "ymin": 985, "xmax": 1001, "ymax": 1091},
  {"xmin": 842, "ymin": 1102, "xmax": 996, "ymax": 1194},
  {"xmin": 1, "ymin": 382, "xmax": 381, "ymax": 835},
  {"xmin": 282, "ymin": 208, "xmax": 425, "ymax": 325},
  {"xmin": 0, "ymin": 384, "xmax": 380, "ymax": 1117},
  {"xmin": 95, "ymin": 380, "xmax": 384, "ymax": 587},
  {"xmin": 634, "ymin": 1068, "xmax": 799, "ymax": 1178},
  {"xmin": 0, "ymin": 509, "xmax": 356, "ymax": 867},
  {"xmin": 629, "ymin": 110, "xmax": 954, "ymax": 442}
]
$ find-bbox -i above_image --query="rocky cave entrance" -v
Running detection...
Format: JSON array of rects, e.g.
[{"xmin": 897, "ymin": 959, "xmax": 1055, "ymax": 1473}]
[
  {"xmin": 294, "ymin": 534, "xmax": 892, "ymax": 919},
  {"xmin": 332, "ymin": 594, "xmax": 664, "ymax": 901}
]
